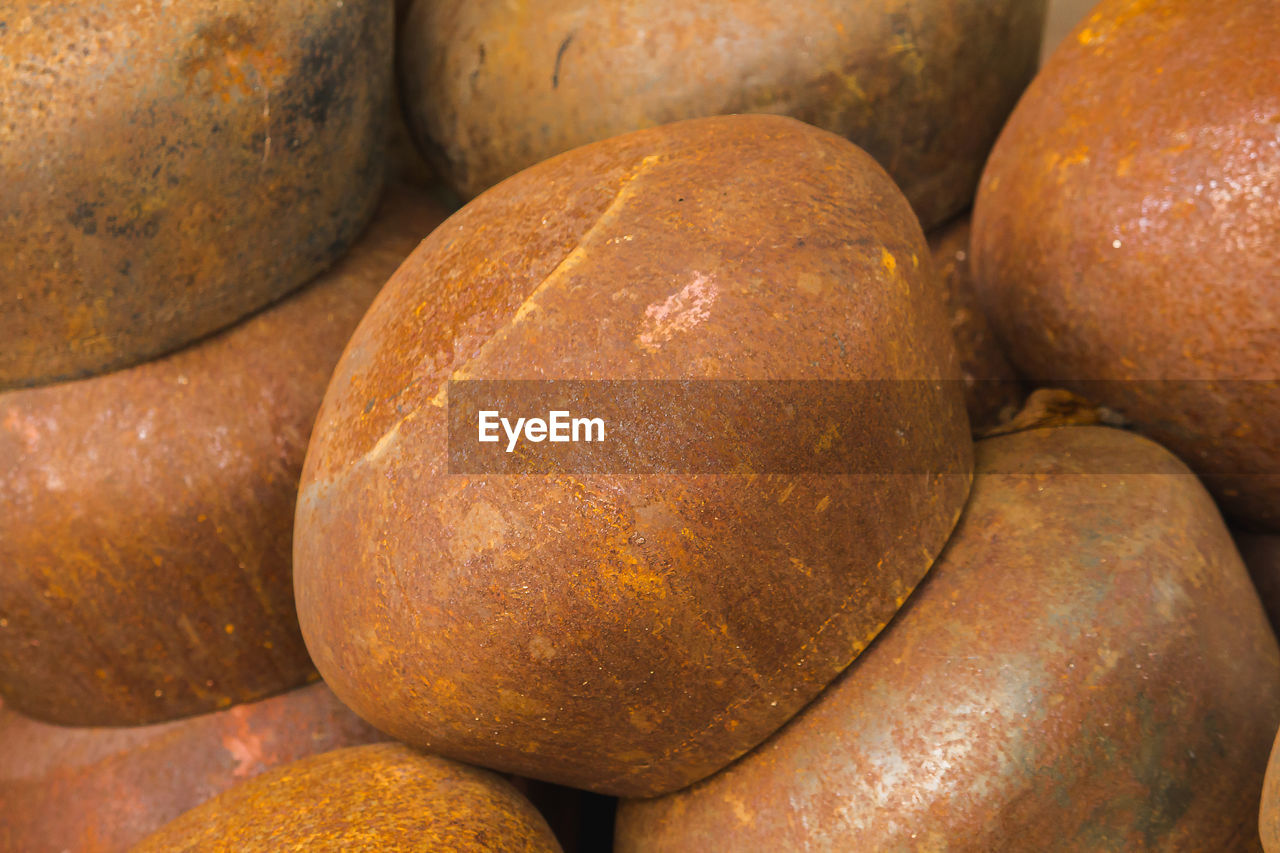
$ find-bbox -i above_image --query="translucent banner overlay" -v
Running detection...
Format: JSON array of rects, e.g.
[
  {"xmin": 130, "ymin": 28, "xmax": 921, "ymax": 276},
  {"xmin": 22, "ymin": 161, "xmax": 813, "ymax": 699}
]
[{"xmin": 446, "ymin": 380, "xmax": 1276, "ymax": 476}]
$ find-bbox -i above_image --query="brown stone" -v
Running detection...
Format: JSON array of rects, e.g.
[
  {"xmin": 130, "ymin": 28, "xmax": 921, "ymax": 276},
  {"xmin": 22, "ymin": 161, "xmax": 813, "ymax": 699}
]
[
  {"xmin": 0, "ymin": 682, "xmax": 385, "ymax": 853},
  {"xmin": 294, "ymin": 114, "xmax": 973, "ymax": 797},
  {"xmin": 400, "ymin": 0, "xmax": 1046, "ymax": 228},
  {"xmin": 132, "ymin": 743, "xmax": 562, "ymax": 852},
  {"xmin": 0, "ymin": 188, "xmax": 449, "ymax": 726},
  {"xmin": 0, "ymin": 0, "xmax": 391, "ymax": 389},
  {"xmin": 618, "ymin": 426, "xmax": 1280, "ymax": 851},
  {"xmin": 971, "ymin": 0, "xmax": 1280, "ymax": 531},
  {"xmin": 926, "ymin": 215, "xmax": 1024, "ymax": 432}
]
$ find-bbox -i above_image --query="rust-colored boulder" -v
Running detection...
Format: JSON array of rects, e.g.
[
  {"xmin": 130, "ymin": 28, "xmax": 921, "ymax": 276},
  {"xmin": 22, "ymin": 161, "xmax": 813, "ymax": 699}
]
[
  {"xmin": 0, "ymin": 188, "xmax": 449, "ymax": 726},
  {"xmin": 971, "ymin": 0, "xmax": 1280, "ymax": 531},
  {"xmin": 400, "ymin": 0, "xmax": 1046, "ymax": 228},
  {"xmin": 0, "ymin": 0, "xmax": 391, "ymax": 389},
  {"xmin": 1241, "ymin": 534, "xmax": 1280, "ymax": 638},
  {"xmin": 617, "ymin": 426, "xmax": 1280, "ymax": 851},
  {"xmin": 294, "ymin": 114, "xmax": 972, "ymax": 796},
  {"xmin": 0, "ymin": 682, "xmax": 385, "ymax": 853},
  {"xmin": 927, "ymin": 216, "xmax": 1023, "ymax": 432},
  {"xmin": 132, "ymin": 743, "xmax": 562, "ymax": 852}
]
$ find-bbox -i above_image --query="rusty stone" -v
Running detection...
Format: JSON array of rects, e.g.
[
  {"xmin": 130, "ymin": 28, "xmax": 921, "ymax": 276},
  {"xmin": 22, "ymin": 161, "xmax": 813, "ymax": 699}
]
[
  {"xmin": 400, "ymin": 0, "xmax": 1047, "ymax": 229},
  {"xmin": 0, "ymin": 0, "xmax": 392, "ymax": 389},
  {"xmin": 131, "ymin": 743, "xmax": 562, "ymax": 852},
  {"xmin": 971, "ymin": 0, "xmax": 1280, "ymax": 531},
  {"xmin": 617, "ymin": 426, "xmax": 1280, "ymax": 851},
  {"xmin": 293, "ymin": 114, "xmax": 973, "ymax": 797},
  {"xmin": 0, "ymin": 188, "xmax": 449, "ymax": 726},
  {"xmin": 0, "ymin": 682, "xmax": 385, "ymax": 853},
  {"xmin": 926, "ymin": 215, "xmax": 1024, "ymax": 432},
  {"xmin": 1240, "ymin": 534, "xmax": 1280, "ymax": 639}
]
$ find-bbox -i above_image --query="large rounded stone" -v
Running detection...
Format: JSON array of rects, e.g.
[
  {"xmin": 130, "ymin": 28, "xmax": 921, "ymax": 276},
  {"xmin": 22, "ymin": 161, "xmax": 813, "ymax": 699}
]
[
  {"xmin": 400, "ymin": 0, "xmax": 1046, "ymax": 228},
  {"xmin": 971, "ymin": 0, "xmax": 1280, "ymax": 531},
  {"xmin": 132, "ymin": 743, "xmax": 561, "ymax": 852},
  {"xmin": 0, "ymin": 0, "xmax": 392, "ymax": 388},
  {"xmin": 618, "ymin": 427, "xmax": 1280, "ymax": 850},
  {"xmin": 0, "ymin": 188, "xmax": 449, "ymax": 726},
  {"xmin": 295, "ymin": 114, "xmax": 972, "ymax": 796}
]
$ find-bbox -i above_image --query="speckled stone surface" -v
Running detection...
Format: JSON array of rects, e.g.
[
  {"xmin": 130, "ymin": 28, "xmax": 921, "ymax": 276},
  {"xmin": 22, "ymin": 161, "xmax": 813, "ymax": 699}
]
[
  {"xmin": 0, "ymin": 188, "xmax": 449, "ymax": 726},
  {"xmin": 618, "ymin": 426, "xmax": 1280, "ymax": 851},
  {"xmin": 0, "ymin": 683, "xmax": 385, "ymax": 853},
  {"xmin": 400, "ymin": 0, "xmax": 1046, "ymax": 228},
  {"xmin": 132, "ymin": 743, "xmax": 562, "ymax": 852},
  {"xmin": 0, "ymin": 0, "xmax": 391, "ymax": 388},
  {"xmin": 972, "ymin": 0, "xmax": 1280, "ymax": 531},
  {"xmin": 294, "ymin": 114, "xmax": 973, "ymax": 797}
]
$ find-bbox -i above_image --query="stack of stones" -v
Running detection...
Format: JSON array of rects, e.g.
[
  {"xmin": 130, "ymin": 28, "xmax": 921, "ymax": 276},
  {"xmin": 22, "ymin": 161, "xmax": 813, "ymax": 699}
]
[{"xmin": 2, "ymin": 0, "xmax": 1278, "ymax": 850}]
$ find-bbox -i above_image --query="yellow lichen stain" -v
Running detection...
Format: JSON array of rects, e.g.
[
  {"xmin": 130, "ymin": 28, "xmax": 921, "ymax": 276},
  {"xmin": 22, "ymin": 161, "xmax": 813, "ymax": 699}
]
[
  {"xmin": 1116, "ymin": 155, "xmax": 1134, "ymax": 177},
  {"xmin": 880, "ymin": 248, "xmax": 898, "ymax": 275},
  {"xmin": 814, "ymin": 495, "xmax": 831, "ymax": 514}
]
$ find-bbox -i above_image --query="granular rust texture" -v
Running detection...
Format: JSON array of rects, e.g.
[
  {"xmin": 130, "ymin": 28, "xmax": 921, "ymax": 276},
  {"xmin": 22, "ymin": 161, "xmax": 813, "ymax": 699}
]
[
  {"xmin": 0, "ymin": 0, "xmax": 392, "ymax": 389},
  {"xmin": 1239, "ymin": 534, "xmax": 1280, "ymax": 640},
  {"xmin": 926, "ymin": 215, "xmax": 1023, "ymax": 432},
  {"xmin": 0, "ymin": 188, "xmax": 450, "ymax": 726},
  {"xmin": 971, "ymin": 0, "xmax": 1280, "ymax": 531},
  {"xmin": 617, "ymin": 427, "xmax": 1280, "ymax": 852},
  {"xmin": 0, "ymin": 682, "xmax": 385, "ymax": 853},
  {"xmin": 131, "ymin": 743, "xmax": 562, "ymax": 852},
  {"xmin": 294, "ymin": 114, "xmax": 973, "ymax": 797},
  {"xmin": 400, "ymin": 0, "xmax": 1047, "ymax": 228}
]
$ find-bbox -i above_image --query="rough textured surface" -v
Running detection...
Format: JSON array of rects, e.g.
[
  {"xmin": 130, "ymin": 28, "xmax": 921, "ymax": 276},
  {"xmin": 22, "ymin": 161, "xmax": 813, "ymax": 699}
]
[
  {"xmin": 132, "ymin": 743, "xmax": 562, "ymax": 852},
  {"xmin": 400, "ymin": 0, "xmax": 1046, "ymax": 228},
  {"xmin": 1240, "ymin": 534, "xmax": 1280, "ymax": 639},
  {"xmin": 0, "ymin": 683, "xmax": 385, "ymax": 853},
  {"xmin": 618, "ymin": 426, "xmax": 1280, "ymax": 852},
  {"xmin": 0, "ymin": 0, "xmax": 391, "ymax": 389},
  {"xmin": 927, "ymin": 215, "xmax": 1023, "ymax": 432},
  {"xmin": 294, "ymin": 114, "xmax": 973, "ymax": 797},
  {"xmin": 971, "ymin": 0, "xmax": 1280, "ymax": 531},
  {"xmin": 0, "ymin": 188, "xmax": 449, "ymax": 726}
]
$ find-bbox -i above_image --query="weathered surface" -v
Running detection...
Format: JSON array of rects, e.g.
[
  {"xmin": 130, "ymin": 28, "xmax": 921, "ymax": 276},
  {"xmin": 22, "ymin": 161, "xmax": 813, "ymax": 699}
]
[
  {"xmin": 294, "ymin": 114, "xmax": 972, "ymax": 796},
  {"xmin": 926, "ymin": 216, "xmax": 1023, "ymax": 431},
  {"xmin": 0, "ymin": 683, "xmax": 385, "ymax": 853},
  {"xmin": 971, "ymin": 0, "xmax": 1280, "ymax": 531},
  {"xmin": 132, "ymin": 743, "xmax": 562, "ymax": 852},
  {"xmin": 618, "ymin": 427, "xmax": 1280, "ymax": 851},
  {"xmin": 0, "ymin": 0, "xmax": 391, "ymax": 389},
  {"xmin": 0, "ymin": 188, "xmax": 449, "ymax": 726},
  {"xmin": 1240, "ymin": 534, "xmax": 1280, "ymax": 638},
  {"xmin": 401, "ymin": 0, "xmax": 1046, "ymax": 228}
]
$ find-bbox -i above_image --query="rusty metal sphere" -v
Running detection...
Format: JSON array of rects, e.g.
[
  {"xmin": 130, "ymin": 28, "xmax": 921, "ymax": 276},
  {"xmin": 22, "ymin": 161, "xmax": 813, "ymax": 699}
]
[
  {"xmin": 0, "ymin": 189, "xmax": 449, "ymax": 726},
  {"xmin": 294, "ymin": 114, "xmax": 973, "ymax": 797},
  {"xmin": 0, "ymin": 0, "xmax": 392, "ymax": 389},
  {"xmin": 617, "ymin": 426, "xmax": 1280, "ymax": 851},
  {"xmin": 971, "ymin": 0, "xmax": 1280, "ymax": 531},
  {"xmin": 0, "ymin": 683, "xmax": 385, "ymax": 853},
  {"xmin": 400, "ymin": 0, "xmax": 1046, "ymax": 229},
  {"xmin": 131, "ymin": 743, "xmax": 562, "ymax": 852}
]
